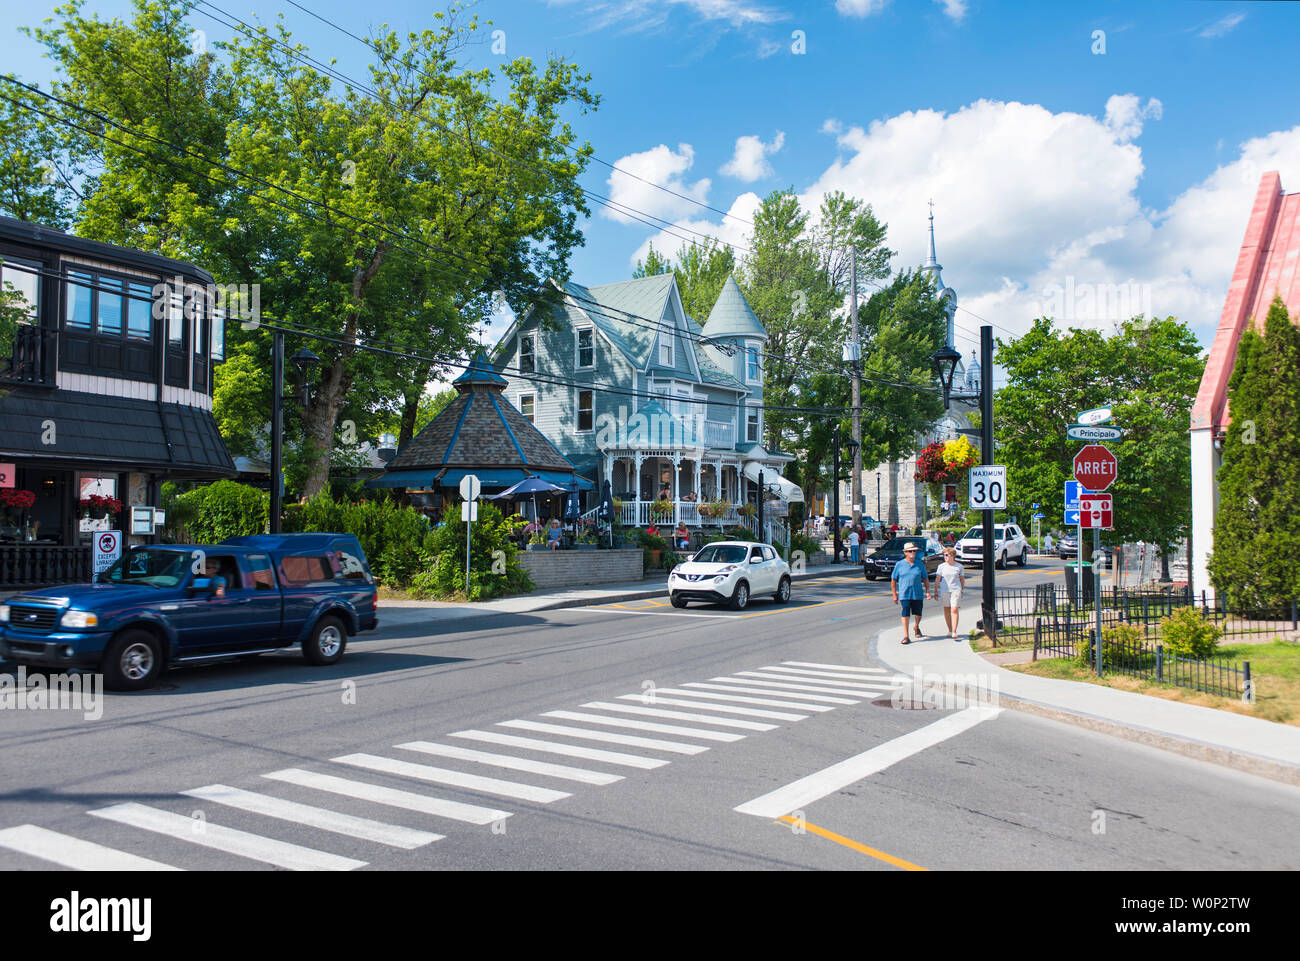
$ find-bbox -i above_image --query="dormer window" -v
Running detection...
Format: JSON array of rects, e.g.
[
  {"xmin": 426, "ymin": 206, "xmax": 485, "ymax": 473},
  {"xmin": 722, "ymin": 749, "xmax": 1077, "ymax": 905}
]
[
  {"xmin": 576, "ymin": 327, "xmax": 594, "ymax": 368},
  {"xmin": 659, "ymin": 325, "xmax": 673, "ymax": 367}
]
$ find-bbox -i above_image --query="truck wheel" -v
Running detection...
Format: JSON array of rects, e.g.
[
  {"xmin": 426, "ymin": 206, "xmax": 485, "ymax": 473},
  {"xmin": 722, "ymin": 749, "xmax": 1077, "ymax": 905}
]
[
  {"xmin": 102, "ymin": 630, "xmax": 163, "ymax": 691},
  {"xmin": 729, "ymin": 581, "xmax": 750, "ymax": 611},
  {"xmin": 303, "ymin": 615, "xmax": 347, "ymax": 666}
]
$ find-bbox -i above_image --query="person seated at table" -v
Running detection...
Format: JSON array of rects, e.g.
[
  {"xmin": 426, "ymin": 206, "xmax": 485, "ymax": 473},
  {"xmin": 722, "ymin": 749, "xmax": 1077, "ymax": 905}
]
[
  {"xmin": 658, "ymin": 485, "xmax": 671, "ymax": 501},
  {"xmin": 673, "ymin": 521, "xmax": 690, "ymax": 550},
  {"xmin": 547, "ymin": 519, "xmax": 562, "ymax": 550},
  {"xmin": 645, "ymin": 523, "xmax": 659, "ymax": 538}
]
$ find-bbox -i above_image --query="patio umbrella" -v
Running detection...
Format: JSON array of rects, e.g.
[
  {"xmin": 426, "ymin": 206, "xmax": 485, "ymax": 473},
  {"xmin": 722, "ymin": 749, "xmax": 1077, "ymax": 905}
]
[{"xmin": 488, "ymin": 475, "xmax": 568, "ymax": 527}]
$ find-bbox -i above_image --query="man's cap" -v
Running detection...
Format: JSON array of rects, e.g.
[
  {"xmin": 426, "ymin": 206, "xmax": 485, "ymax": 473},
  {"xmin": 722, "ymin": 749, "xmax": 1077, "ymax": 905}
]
[{"xmin": 904, "ymin": 542, "xmax": 920, "ymax": 551}]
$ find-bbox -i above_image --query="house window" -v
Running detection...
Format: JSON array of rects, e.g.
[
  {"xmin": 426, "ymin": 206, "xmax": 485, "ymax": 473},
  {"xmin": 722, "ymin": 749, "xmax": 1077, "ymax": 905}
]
[
  {"xmin": 211, "ymin": 302, "xmax": 225, "ymax": 360},
  {"xmin": 0, "ymin": 258, "xmax": 40, "ymax": 320},
  {"xmin": 520, "ymin": 393, "xmax": 535, "ymax": 423},
  {"xmin": 577, "ymin": 389, "xmax": 594, "ymax": 431},
  {"xmin": 127, "ymin": 282, "xmax": 154, "ymax": 340},
  {"xmin": 576, "ymin": 328, "xmax": 593, "ymax": 368},
  {"xmin": 519, "ymin": 334, "xmax": 534, "ymax": 374},
  {"xmin": 746, "ymin": 408, "xmax": 760, "ymax": 443},
  {"xmin": 65, "ymin": 270, "xmax": 93, "ymax": 329},
  {"xmin": 746, "ymin": 346, "xmax": 760, "ymax": 382},
  {"xmin": 659, "ymin": 325, "xmax": 673, "ymax": 367},
  {"xmin": 95, "ymin": 277, "xmax": 124, "ymax": 336}
]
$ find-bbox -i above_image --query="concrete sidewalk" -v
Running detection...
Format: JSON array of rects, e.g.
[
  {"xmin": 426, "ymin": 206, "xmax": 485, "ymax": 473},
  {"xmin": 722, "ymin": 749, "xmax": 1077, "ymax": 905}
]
[
  {"xmin": 378, "ymin": 562, "xmax": 859, "ymax": 624},
  {"xmin": 871, "ymin": 598, "xmax": 1300, "ymax": 786}
]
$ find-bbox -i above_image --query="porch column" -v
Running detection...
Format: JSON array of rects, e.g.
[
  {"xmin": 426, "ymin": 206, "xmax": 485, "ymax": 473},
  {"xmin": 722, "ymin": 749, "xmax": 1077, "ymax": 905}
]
[{"xmin": 672, "ymin": 451, "xmax": 681, "ymax": 525}]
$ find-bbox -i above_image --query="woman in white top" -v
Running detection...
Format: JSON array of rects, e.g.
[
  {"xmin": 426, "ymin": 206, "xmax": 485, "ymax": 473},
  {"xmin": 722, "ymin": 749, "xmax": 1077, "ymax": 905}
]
[{"xmin": 930, "ymin": 547, "xmax": 966, "ymax": 640}]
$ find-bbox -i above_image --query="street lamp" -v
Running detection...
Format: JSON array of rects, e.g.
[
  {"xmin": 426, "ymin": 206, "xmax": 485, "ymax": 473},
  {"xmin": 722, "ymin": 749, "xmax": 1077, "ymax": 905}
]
[
  {"xmin": 930, "ymin": 344, "xmax": 963, "ymax": 411},
  {"xmin": 377, "ymin": 432, "xmax": 398, "ymax": 464},
  {"xmin": 270, "ymin": 336, "xmax": 320, "ymax": 534},
  {"xmin": 290, "ymin": 347, "xmax": 320, "ymax": 409}
]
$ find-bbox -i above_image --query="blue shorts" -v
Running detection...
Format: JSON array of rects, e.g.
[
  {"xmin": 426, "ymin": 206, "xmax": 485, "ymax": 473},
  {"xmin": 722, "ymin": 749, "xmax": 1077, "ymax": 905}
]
[{"xmin": 900, "ymin": 597, "xmax": 924, "ymax": 618}]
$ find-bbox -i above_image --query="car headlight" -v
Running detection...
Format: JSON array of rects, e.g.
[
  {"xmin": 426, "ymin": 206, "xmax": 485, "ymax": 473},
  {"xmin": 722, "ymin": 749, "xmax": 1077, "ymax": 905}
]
[
  {"xmin": 0, "ymin": 605, "xmax": 8, "ymax": 623},
  {"xmin": 59, "ymin": 610, "xmax": 99, "ymax": 629}
]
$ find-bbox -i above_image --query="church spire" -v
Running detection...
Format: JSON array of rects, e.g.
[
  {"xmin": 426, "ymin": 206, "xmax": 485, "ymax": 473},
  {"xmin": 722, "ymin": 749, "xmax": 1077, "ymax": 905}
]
[{"xmin": 920, "ymin": 201, "xmax": 957, "ymax": 349}]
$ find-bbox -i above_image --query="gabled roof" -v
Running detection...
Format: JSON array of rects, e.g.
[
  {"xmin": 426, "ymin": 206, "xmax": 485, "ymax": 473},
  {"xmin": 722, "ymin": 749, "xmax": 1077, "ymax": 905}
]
[
  {"xmin": 701, "ymin": 275, "xmax": 766, "ymax": 342},
  {"xmin": 1192, "ymin": 172, "xmax": 1300, "ymax": 433}
]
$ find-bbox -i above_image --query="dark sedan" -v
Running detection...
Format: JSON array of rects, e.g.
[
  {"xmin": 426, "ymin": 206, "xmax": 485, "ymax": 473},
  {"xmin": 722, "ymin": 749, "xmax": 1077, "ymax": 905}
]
[
  {"xmin": 862, "ymin": 537, "xmax": 943, "ymax": 581},
  {"xmin": 1057, "ymin": 536, "xmax": 1114, "ymax": 561}
]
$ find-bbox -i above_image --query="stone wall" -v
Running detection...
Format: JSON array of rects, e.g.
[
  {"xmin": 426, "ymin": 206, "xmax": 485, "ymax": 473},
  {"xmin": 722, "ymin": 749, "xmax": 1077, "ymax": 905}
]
[{"xmin": 517, "ymin": 548, "xmax": 644, "ymax": 590}]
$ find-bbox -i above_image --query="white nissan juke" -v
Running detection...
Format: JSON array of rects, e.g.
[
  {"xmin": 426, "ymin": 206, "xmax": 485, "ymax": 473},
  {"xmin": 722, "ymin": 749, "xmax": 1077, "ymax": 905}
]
[{"xmin": 667, "ymin": 541, "xmax": 792, "ymax": 610}]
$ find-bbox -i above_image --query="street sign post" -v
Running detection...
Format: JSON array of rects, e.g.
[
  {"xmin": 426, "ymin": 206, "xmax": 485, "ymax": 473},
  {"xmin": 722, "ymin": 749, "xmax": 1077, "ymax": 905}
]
[
  {"xmin": 1077, "ymin": 406, "xmax": 1113, "ymax": 426},
  {"xmin": 968, "ymin": 465, "xmax": 1007, "ymax": 510},
  {"xmin": 1073, "ymin": 445, "xmax": 1117, "ymax": 492},
  {"xmin": 458, "ymin": 474, "xmax": 482, "ymax": 502},
  {"xmin": 93, "ymin": 530, "xmax": 122, "ymax": 574},
  {"xmin": 1080, "ymin": 493, "xmax": 1113, "ymax": 530},
  {"xmin": 459, "ymin": 474, "xmax": 481, "ymax": 594},
  {"xmin": 1067, "ymin": 425, "xmax": 1124, "ymax": 442}
]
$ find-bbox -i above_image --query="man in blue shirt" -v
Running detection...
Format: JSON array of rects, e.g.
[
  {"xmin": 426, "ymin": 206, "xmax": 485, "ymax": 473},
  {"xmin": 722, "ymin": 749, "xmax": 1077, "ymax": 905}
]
[{"xmin": 891, "ymin": 542, "xmax": 929, "ymax": 644}]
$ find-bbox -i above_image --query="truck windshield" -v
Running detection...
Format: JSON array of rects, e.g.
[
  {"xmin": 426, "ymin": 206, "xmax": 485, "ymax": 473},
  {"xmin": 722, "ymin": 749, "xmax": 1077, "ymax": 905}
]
[{"xmin": 101, "ymin": 549, "xmax": 189, "ymax": 588}]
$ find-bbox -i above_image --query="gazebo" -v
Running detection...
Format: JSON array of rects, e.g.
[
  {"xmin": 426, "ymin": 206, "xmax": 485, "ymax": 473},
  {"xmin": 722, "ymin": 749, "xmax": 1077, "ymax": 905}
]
[{"xmin": 366, "ymin": 353, "xmax": 592, "ymax": 518}]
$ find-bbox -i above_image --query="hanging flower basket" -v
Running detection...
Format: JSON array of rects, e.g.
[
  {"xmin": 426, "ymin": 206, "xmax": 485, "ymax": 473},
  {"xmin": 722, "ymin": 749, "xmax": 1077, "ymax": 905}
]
[{"xmin": 79, "ymin": 494, "xmax": 122, "ymax": 520}]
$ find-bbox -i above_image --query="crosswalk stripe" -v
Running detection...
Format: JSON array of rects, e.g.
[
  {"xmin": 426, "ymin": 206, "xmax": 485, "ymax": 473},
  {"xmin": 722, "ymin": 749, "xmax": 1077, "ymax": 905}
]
[
  {"xmin": 0, "ymin": 824, "xmax": 182, "ymax": 871},
  {"xmin": 450, "ymin": 730, "xmax": 669, "ymax": 769},
  {"xmin": 782, "ymin": 661, "xmax": 889, "ymax": 674},
  {"xmin": 263, "ymin": 768, "xmax": 510, "ymax": 825},
  {"xmin": 332, "ymin": 754, "xmax": 570, "ymax": 804},
  {"xmin": 739, "ymin": 671, "xmax": 894, "ymax": 691},
  {"xmin": 542, "ymin": 710, "xmax": 745, "ymax": 742},
  {"xmin": 704, "ymin": 677, "xmax": 865, "ymax": 699},
  {"xmin": 395, "ymin": 742, "xmax": 623, "ymax": 786},
  {"xmin": 88, "ymin": 802, "xmax": 365, "ymax": 871},
  {"xmin": 683, "ymin": 681, "xmax": 857, "ymax": 704},
  {"xmin": 498, "ymin": 720, "xmax": 709, "ymax": 755},
  {"xmin": 614, "ymin": 693, "xmax": 809, "ymax": 721},
  {"xmin": 181, "ymin": 784, "xmax": 442, "ymax": 849},
  {"xmin": 647, "ymin": 687, "xmax": 833, "ymax": 712},
  {"xmin": 581, "ymin": 701, "xmax": 778, "ymax": 730},
  {"xmin": 763, "ymin": 665, "xmax": 896, "ymax": 681}
]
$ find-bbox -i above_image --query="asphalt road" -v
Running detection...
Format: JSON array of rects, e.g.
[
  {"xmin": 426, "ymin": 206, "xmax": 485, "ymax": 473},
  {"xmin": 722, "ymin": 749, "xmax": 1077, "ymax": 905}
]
[{"xmin": 2, "ymin": 557, "xmax": 1298, "ymax": 871}]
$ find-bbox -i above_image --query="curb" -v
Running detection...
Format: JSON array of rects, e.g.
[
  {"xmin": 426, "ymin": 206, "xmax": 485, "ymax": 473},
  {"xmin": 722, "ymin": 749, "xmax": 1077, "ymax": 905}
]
[{"xmin": 869, "ymin": 629, "xmax": 1300, "ymax": 788}]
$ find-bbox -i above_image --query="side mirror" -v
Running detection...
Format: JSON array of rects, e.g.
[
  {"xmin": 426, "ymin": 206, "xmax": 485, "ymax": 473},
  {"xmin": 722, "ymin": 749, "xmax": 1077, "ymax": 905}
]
[{"xmin": 750, "ymin": 556, "xmax": 762, "ymax": 564}]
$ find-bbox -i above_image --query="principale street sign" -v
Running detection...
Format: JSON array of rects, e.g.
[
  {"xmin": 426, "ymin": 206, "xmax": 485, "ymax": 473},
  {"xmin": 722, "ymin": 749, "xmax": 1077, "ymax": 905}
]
[
  {"xmin": 1076, "ymin": 406, "xmax": 1113, "ymax": 426},
  {"xmin": 458, "ymin": 474, "xmax": 482, "ymax": 502},
  {"xmin": 1073, "ymin": 444, "xmax": 1118, "ymax": 492},
  {"xmin": 1067, "ymin": 425, "xmax": 1123, "ymax": 442}
]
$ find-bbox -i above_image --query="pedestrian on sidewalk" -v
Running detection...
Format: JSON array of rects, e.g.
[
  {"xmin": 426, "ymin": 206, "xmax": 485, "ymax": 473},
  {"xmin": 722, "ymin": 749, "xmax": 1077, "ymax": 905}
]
[
  {"xmin": 931, "ymin": 547, "xmax": 966, "ymax": 640},
  {"xmin": 891, "ymin": 541, "xmax": 928, "ymax": 644},
  {"xmin": 848, "ymin": 527, "xmax": 860, "ymax": 564},
  {"xmin": 1043, "ymin": 532, "xmax": 1054, "ymax": 554}
]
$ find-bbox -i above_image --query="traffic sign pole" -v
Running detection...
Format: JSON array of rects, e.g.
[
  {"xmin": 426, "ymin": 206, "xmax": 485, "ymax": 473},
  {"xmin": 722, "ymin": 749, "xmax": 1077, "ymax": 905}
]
[
  {"xmin": 979, "ymin": 326, "xmax": 996, "ymax": 645},
  {"xmin": 459, "ymin": 474, "xmax": 482, "ymax": 597}
]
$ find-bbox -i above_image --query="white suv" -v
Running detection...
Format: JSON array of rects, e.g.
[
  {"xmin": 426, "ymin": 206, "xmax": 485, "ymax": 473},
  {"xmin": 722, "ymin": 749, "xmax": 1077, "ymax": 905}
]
[
  {"xmin": 955, "ymin": 524, "xmax": 1029, "ymax": 569},
  {"xmin": 668, "ymin": 541, "xmax": 791, "ymax": 610}
]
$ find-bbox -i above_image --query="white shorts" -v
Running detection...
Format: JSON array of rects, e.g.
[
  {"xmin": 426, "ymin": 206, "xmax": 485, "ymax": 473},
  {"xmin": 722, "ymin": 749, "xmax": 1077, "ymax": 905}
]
[{"xmin": 940, "ymin": 590, "xmax": 961, "ymax": 609}]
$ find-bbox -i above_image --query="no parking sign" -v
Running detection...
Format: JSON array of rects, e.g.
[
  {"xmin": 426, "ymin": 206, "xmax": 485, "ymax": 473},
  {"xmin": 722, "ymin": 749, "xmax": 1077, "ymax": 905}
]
[{"xmin": 93, "ymin": 530, "xmax": 123, "ymax": 574}]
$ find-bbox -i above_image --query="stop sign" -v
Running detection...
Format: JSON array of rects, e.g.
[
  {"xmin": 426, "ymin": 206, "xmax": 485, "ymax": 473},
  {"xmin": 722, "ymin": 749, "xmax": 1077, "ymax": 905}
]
[{"xmin": 1073, "ymin": 444, "xmax": 1117, "ymax": 491}]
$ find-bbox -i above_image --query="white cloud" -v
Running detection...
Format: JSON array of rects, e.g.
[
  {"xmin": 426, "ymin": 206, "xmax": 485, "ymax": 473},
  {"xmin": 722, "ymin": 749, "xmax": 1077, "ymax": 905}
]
[
  {"xmin": 835, "ymin": 0, "xmax": 891, "ymax": 17},
  {"xmin": 1103, "ymin": 94, "xmax": 1163, "ymax": 143},
  {"xmin": 1199, "ymin": 12, "xmax": 1245, "ymax": 39},
  {"xmin": 934, "ymin": 0, "xmax": 967, "ymax": 22},
  {"xmin": 627, "ymin": 192, "xmax": 761, "ymax": 273},
  {"xmin": 552, "ymin": 0, "xmax": 787, "ymax": 31},
  {"xmin": 793, "ymin": 97, "xmax": 1300, "ymax": 350},
  {"xmin": 604, "ymin": 143, "xmax": 712, "ymax": 224},
  {"xmin": 720, "ymin": 131, "xmax": 786, "ymax": 181}
]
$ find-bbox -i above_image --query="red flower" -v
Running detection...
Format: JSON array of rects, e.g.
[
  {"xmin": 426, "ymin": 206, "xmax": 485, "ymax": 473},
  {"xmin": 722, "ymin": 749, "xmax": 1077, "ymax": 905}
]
[
  {"xmin": 79, "ymin": 494, "xmax": 122, "ymax": 514},
  {"xmin": 0, "ymin": 489, "xmax": 36, "ymax": 509}
]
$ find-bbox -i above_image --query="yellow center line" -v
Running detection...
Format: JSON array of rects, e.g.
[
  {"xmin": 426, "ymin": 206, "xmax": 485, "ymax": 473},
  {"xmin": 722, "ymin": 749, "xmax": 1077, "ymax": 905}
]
[{"xmin": 776, "ymin": 815, "xmax": 928, "ymax": 871}]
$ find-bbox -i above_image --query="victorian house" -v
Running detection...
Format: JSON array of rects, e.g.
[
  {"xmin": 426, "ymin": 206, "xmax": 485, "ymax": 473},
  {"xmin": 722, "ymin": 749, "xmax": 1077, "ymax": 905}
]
[
  {"xmin": 490, "ymin": 273, "xmax": 801, "ymax": 533},
  {"xmin": 0, "ymin": 217, "xmax": 235, "ymax": 587}
]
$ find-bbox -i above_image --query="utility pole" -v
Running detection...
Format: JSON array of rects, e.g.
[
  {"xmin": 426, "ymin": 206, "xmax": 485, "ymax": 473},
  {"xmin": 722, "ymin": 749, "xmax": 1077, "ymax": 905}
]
[
  {"xmin": 270, "ymin": 330, "xmax": 283, "ymax": 534},
  {"xmin": 849, "ymin": 247, "xmax": 862, "ymax": 528},
  {"xmin": 979, "ymin": 325, "xmax": 996, "ymax": 645}
]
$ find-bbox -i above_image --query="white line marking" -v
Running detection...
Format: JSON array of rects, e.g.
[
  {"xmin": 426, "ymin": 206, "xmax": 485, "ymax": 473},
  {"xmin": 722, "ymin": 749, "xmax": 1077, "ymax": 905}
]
[
  {"xmin": 542, "ymin": 710, "xmax": 745, "ymax": 742},
  {"xmin": 762, "ymin": 665, "xmax": 894, "ymax": 681},
  {"xmin": 704, "ymin": 677, "xmax": 864, "ymax": 699},
  {"xmin": 263, "ymin": 768, "xmax": 510, "ymax": 825},
  {"xmin": 648, "ymin": 687, "xmax": 832, "ymax": 712},
  {"xmin": 683, "ymin": 682, "xmax": 857, "ymax": 704},
  {"xmin": 781, "ymin": 661, "xmax": 889, "ymax": 674},
  {"xmin": 615, "ymin": 693, "xmax": 809, "ymax": 721},
  {"xmin": 0, "ymin": 824, "xmax": 181, "ymax": 871},
  {"xmin": 498, "ymin": 720, "xmax": 709, "ymax": 755},
  {"xmin": 572, "ymin": 607, "xmax": 733, "ymax": 618},
  {"xmin": 734, "ymin": 706, "xmax": 1002, "ymax": 818},
  {"xmin": 738, "ymin": 671, "xmax": 894, "ymax": 691},
  {"xmin": 181, "ymin": 784, "xmax": 442, "ymax": 849},
  {"xmin": 332, "ymin": 754, "xmax": 570, "ymax": 804},
  {"xmin": 450, "ymin": 730, "xmax": 668, "ymax": 770},
  {"xmin": 395, "ymin": 742, "xmax": 623, "ymax": 786},
  {"xmin": 579, "ymin": 701, "xmax": 778, "ymax": 731},
  {"xmin": 88, "ymin": 802, "xmax": 365, "ymax": 871}
]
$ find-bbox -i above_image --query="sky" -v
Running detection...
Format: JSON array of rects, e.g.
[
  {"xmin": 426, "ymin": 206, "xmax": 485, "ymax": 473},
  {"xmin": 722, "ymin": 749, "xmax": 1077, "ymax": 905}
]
[{"xmin": 7, "ymin": 0, "xmax": 1299, "ymax": 361}]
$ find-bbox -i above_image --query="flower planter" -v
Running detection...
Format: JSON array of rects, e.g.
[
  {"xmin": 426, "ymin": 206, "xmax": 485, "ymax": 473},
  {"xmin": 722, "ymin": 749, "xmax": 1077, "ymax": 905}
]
[{"xmin": 648, "ymin": 549, "xmax": 661, "ymax": 567}]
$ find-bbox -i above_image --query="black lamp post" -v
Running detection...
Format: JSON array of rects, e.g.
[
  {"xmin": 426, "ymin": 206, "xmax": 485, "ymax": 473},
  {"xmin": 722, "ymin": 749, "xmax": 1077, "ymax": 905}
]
[
  {"xmin": 930, "ymin": 344, "xmax": 963, "ymax": 411},
  {"xmin": 269, "ymin": 335, "xmax": 320, "ymax": 534}
]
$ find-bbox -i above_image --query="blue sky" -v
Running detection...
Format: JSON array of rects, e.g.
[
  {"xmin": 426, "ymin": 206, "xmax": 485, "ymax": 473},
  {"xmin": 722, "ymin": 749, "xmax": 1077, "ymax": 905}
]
[{"xmin": 8, "ymin": 0, "xmax": 1298, "ymax": 352}]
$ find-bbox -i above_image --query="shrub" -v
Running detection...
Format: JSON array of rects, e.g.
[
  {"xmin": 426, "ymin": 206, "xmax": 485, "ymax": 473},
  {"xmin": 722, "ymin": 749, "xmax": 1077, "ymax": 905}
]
[
  {"xmin": 282, "ymin": 491, "xmax": 435, "ymax": 587},
  {"xmin": 790, "ymin": 533, "xmax": 822, "ymax": 561},
  {"xmin": 660, "ymin": 549, "xmax": 682, "ymax": 570},
  {"xmin": 421, "ymin": 501, "xmax": 533, "ymax": 600},
  {"xmin": 1159, "ymin": 605, "xmax": 1222, "ymax": 659},
  {"xmin": 176, "ymin": 481, "xmax": 269, "ymax": 542}
]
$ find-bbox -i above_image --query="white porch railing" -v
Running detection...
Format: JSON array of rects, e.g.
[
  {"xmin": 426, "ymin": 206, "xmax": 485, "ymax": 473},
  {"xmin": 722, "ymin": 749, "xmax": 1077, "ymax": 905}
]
[
  {"xmin": 613, "ymin": 501, "xmax": 744, "ymax": 527},
  {"xmin": 703, "ymin": 421, "xmax": 734, "ymax": 448}
]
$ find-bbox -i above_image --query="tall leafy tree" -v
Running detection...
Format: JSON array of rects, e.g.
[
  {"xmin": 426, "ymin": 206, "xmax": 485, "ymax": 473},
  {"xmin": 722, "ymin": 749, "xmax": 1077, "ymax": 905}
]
[
  {"xmin": 993, "ymin": 316, "xmax": 1204, "ymax": 564},
  {"xmin": 29, "ymin": 0, "xmax": 598, "ymax": 498},
  {"xmin": 0, "ymin": 77, "xmax": 78, "ymax": 227},
  {"xmin": 1207, "ymin": 298, "xmax": 1300, "ymax": 608},
  {"xmin": 632, "ymin": 239, "xmax": 734, "ymax": 324}
]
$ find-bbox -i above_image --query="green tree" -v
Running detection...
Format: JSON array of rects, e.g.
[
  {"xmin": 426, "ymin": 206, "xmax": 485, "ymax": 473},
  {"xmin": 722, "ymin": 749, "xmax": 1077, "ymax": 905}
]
[
  {"xmin": 992, "ymin": 316, "xmax": 1205, "ymax": 564},
  {"xmin": 632, "ymin": 239, "xmax": 735, "ymax": 324},
  {"xmin": 1207, "ymin": 297, "xmax": 1300, "ymax": 608},
  {"xmin": 0, "ymin": 76, "xmax": 77, "ymax": 227}
]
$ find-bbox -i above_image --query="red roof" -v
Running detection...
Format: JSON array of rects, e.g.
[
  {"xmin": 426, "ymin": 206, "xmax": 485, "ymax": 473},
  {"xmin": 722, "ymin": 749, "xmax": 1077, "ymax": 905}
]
[{"xmin": 1191, "ymin": 172, "xmax": 1300, "ymax": 432}]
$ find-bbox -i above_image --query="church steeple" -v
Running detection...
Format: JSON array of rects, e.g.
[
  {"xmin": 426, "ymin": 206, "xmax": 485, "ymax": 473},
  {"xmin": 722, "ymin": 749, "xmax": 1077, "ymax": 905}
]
[{"xmin": 920, "ymin": 201, "xmax": 958, "ymax": 349}]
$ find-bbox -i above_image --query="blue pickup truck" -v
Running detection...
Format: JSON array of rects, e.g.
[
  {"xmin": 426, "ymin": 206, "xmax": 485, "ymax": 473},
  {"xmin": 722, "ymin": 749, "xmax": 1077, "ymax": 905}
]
[{"xmin": 0, "ymin": 534, "xmax": 378, "ymax": 691}]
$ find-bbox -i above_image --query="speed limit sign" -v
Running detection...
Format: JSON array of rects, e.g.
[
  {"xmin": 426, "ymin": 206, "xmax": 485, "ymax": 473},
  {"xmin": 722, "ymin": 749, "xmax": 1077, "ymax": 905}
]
[{"xmin": 968, "ymin": 465, "xmax": 1008, "ymax": 510}]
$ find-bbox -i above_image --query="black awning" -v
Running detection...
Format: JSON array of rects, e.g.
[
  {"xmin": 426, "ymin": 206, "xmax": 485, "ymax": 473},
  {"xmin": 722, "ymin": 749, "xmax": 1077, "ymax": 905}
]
[{"xmin": 0, "ymin": 388, "xmax": 235, "ymax": 476}]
